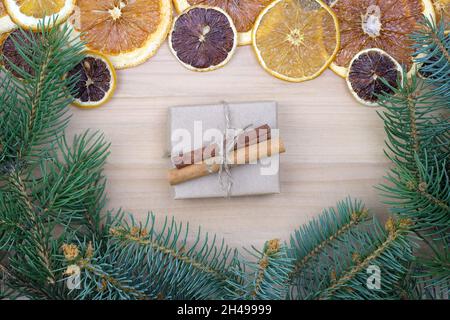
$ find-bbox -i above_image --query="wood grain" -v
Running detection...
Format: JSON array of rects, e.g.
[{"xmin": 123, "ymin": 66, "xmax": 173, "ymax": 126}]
[{"xmin": 66, "ymin": 43, "xmax": 391, "ymax": 250}]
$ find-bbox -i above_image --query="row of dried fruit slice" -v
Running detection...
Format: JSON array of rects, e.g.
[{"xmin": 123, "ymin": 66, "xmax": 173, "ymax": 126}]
[
  {"xmin": 0, "ymin": 0, "xmax": 447, "ymax": 74},
  {"xmin": 0, "ymin": 1, "xmax": 173, "ymax": 70},
  {"xmin": 329, "ymin": 0, "xmax": 438, "ymax": 78},
  {"xmin": 0, "ymin": 0, "xmax": 448, "ymax": 109},
  {"xmin": 1, "ymin": 28, "xmax": 117, "ymax": 108},
  {"xmin": 168, "ymin": 2, "xmax": 338, "ymax": 80},
  {"xmin": 0, "ymin": 0, "xmax": 272, "ymax": 70}
]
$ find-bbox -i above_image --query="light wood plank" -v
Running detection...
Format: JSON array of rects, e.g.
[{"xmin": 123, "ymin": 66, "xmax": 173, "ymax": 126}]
[{"xmin": 67, "ymin": 43, "xmax": 390, "ymax": 249}]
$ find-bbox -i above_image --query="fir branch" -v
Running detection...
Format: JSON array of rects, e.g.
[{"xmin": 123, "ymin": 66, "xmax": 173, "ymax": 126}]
[
  {"xmin": 226, "ymin": 240, "xmax": 293, "ymax": 300},
  {"xmin": 0, "ymin": 21, "xmax": 103, "ymax": 299},
  {"xmin": 396, "ymin": 262, "xmax": 449, "ymax": 300},
  {"xmin": 251, "ymin": 240, "xmax": 289, "ymax": 298},
  {"xmin": 7, "ymin": 231, "xmax": 70, "ymax": 300},
  {"xmin": 377, "ymin": 73, "xmax": 449, "ymax": 239},
  {"xmin": 0, "ymin": 23, "xmax": 84, "ymax": 167},
  {"xmin": 59, "ymin": 214, "xmax": 236, "ymax": 300},
  {"xmin": 61, "ymin": 241, "xmax": 149, "ymax": 300},
  {"xmin": 34, "ymin": 131, "xmax": 110, "ymax": 227},
  {"xmin": 317, "ymin": 218, "xmax": 413, "ymax": 300},
  {"xmin": 289, "ymin": 198, "xmax": 369, "ymax": 278},
  {"xmin": 413, "ymin": 18, "xmax": 450, "ymax": 100},
  {"xmin": 5, "ymin": 172, "xmax": 55, "ymax": 283},
  {"xmin": 376, "ymin": 17, "xmax": 450, "ymax": 298},
  {"xmin": 107, "ymin": 214, "xmax": 235, "ymax": 299},
  {"xmin": 288, "ymin": 200, "xmax": 415, "ymax": 300},
  {"xmin": 377, "ymin": 76, "xmax": 449, "ymax": 170},
  {"xmin": 379, "ymin": 153, "xmax": 449, "ymax": 237},
  {"xmin": 110, "ymin": 222, "xmax": 228, "ymax": 281}
]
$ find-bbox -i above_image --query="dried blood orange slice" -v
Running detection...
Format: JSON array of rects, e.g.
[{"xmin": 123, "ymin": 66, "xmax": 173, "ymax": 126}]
[
  {"xmin": 3, "ymin": 0, "xmax": 76, "ymax": 30},
  {"xmin": 172, "ymin": 0, "xmax": 272, "ymax": 45},
  {"xmin": 0, "ymin": 2, "xmax": 16, "ymax": 34},
  {"xmin": 169, "ymin": 6, "xmax": 237, "ymax": 72},
  {"xmin": 346, "ymin": 49, "xmax": 403, "ymax": 106},
  {"xmin": 329, "ymin": 0, "xmax": 436, "ymax": 78},
  {"xmin": 253, "ymin": 0, "xmax": 340, "ymax": 82},
  {"xmin": 433, "ymin": 0, "xmax": 450, "ymax": 32},
  {"xmin": 1, "ymin": 29, "xmax": 35, "ymax": 78},
  {"xmin": 69, "ymin": 0, "xmax": 172, "ymax": 69},
  {"xmin": 68, "ymin": 52, "xmax": 117, "ymax": 108}
]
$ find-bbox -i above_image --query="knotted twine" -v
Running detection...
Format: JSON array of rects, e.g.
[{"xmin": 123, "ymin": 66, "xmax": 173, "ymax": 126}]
[{"xmin": 204, "ymin": 102, "xmax": 253, "ymax": 198}]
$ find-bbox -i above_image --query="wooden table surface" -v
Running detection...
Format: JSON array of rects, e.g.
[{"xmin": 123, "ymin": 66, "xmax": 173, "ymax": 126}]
[{"xmin": 67, "ymin": 43, "xmax": 391, "ymax": 250}]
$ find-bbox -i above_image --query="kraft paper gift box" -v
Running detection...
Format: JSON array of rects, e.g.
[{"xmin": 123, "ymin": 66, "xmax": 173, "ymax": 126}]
[{"xmin": 168, "ymin": 101, "xmax": 281, "ymax": 199}]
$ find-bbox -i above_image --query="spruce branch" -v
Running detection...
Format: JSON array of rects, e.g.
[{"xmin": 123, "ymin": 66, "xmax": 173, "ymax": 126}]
[
  {"xmin": 226, "ymin": 239, "xmax": 293, "ymax": 300},
  {"xmin": 289, "ymin": 198, "xmax": 369, "ymax": 278},
  {"xmin": 110, "ymin": 220, "xmax": 229, "ymax": 281},
  {"xmin": 5, "ymin": 171, "xmax": 55, "ymax": 283},
  {"xmin": 379, "ymin": 153, "xmax": 449, "ymax": 237},
  {"xmin": 376, "ymin": 16, "xmax": 450, "ymax": 298},
  {"xmin": 34, "ymin": 131, "xmax": 110, "ymax": 228},
  {"xmin": 317, "ymin": 218, "xmax": 414, "ymax": 300},
  {"xmin": 107, "ymin": 214, "xmax": 236, "ymax": 299},
  {"xmin": 288, "ymin": 200, "xmax": 415, "ymax": 300},
  {"xmin": 413, "ymin": 18, "xmax": 450, "ymax": 100},
  {"xmin": 377, "ymin": 75, "xmax": 449, "ymax": 239},
  {"xmin": 59, "ymin": 213, "xmax": 237, "ymax": 300},
  {"xmin": 396, "ymin": 261, "xmax": 449, "ymax": 300},
  {"xmin": 0, "ymin": 23, "xmax": 84, "ymax": 168},
  {"xmin": 0, "ymin": 21, "xmax": 108, "ymax": 299},
  {"xmin": 377, "ymin": 75, "xmax": 449, "ymax": 169},
  {"xmin": 62, "ymin": 240, "xmax": 150, "ymax": 300}
]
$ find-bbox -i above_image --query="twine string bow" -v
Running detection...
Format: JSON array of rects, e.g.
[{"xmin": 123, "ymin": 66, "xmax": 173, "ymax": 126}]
[{"xmin": 206, "ymin": 102, "xmax": 252, "ymax": 198}]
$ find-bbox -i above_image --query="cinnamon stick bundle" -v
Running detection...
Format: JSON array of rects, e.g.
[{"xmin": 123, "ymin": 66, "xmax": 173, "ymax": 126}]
[
  {"xmin": 168, "ymin": 138, "xmax": 286, "ymax": 186},
  {"xmin": 172, "ymin": 124, "xmax": 271, "ymax": 169}
]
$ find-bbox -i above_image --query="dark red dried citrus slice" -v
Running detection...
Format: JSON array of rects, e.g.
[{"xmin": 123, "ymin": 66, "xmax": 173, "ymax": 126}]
[
  {"xmin": 169, "ymin": 6, "xmax": 237, "ymax": 72},
  {"xmin": 329, "ymin": 0, "xmax": 435, "ymax": 77},
  {"xmin": 1, "ymin": 29, "xmax": 35, "ymax": 77},
  {"xmin": 173, "ymin": 0, "xmax": 272, "ymax": 45},
  {"xmin": 67, "ymin": 52, "xmax": 117, "ymax": 108},
  {"xmin": 346, "ymin": 48, "xmax": 403, "ymax": 106}
]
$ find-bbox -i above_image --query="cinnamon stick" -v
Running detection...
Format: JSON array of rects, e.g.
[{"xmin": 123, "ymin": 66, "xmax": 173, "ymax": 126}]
[
  {"xmin": 168, "ymin": 138, "xmax": 286, "ymax": 186},
  {"xmin": 172, "ymin": 124, "xmax": 272, "ymax": 169}
]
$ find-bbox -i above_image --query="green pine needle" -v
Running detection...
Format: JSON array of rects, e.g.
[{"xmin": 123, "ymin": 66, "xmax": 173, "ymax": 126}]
[{"xmin": 288, "ymin": 199, "xmax": 415, "ymax": 300}]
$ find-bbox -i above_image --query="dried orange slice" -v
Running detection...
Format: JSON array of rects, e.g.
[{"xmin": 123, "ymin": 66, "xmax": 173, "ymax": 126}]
[
  {"xmin": 433, "ymin": 0, "xmax": 450, "ymax": 32},
  {"xmin": 3, "ymin": 0, "xmax": 76, "ymax": 30},
  {"xmin": 346, "ymin": 48, "xmax": 403, "ymax": 106},
  {"xmin": 68, "ymin": 52, "xmax": 117, "ymax": 109},
  {"xmin": 253, "ymin": 0, "xmax": 340, "ymax": 82},
  {"xmin": 169, "ymin": 6, "xmax": 237, "ymax": 72},
  {"xmin": 69, "ymin": 0, "xmax": 172, "ymax": 70},
  {"xmin": 329, "ymin": 0, "xmax": 436, "ymax": 78},
  {"xmin": 0, "ymin": 2, "xmax": 16, "ymax": 34},
  {"xmin": 172, "ymin": 0, "xmax": 272, "ymax": 45}
]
